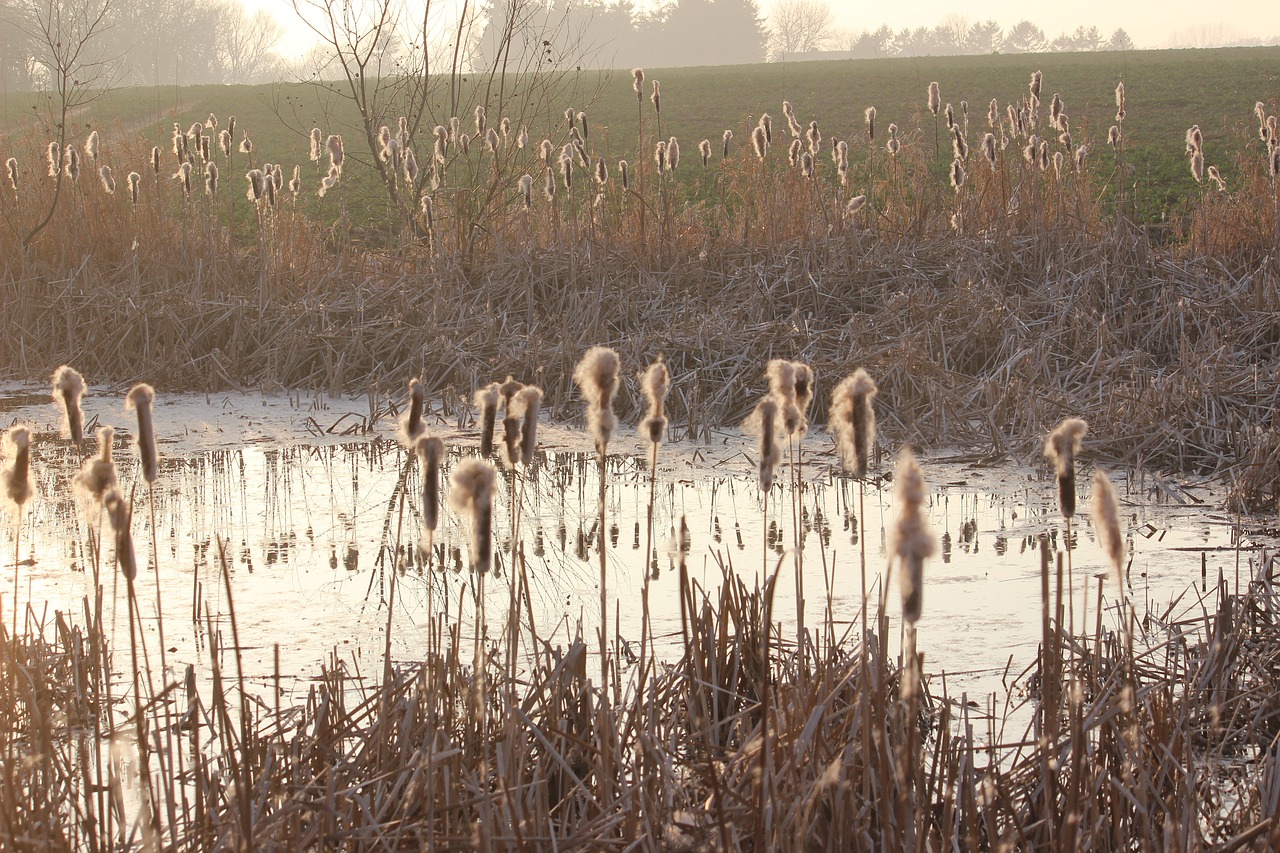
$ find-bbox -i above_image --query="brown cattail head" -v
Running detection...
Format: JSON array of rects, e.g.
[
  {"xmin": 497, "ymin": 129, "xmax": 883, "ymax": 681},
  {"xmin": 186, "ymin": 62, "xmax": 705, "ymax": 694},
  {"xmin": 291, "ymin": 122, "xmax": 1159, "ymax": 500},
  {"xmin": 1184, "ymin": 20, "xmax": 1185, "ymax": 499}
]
[
  {"xmin": 474, "ymin": 382, "xmax": 501, "ymax": 457},
  {"xmin": 950, "ymin": 158, "xmax": 966, "ymax": 190},
  {"xmin": 517, "ymin": 385, "xmax": 543, "ymax": 466},
  {"xmin": 1115, "ymin": 82, "xmax": 1126, "ymax": 122},
  {"xmin": 619, "ymin": 159, "xmax": 629, "ymax": 190},
  {"xmin": 792, "ymin": 362, "xmax": 814, "ymax": 423},
  {"xmin": 788, "ymin": 138, "xmax": 802, "ymax": 167},
  {"xmin": 519, "ymin": 173, "xmax": 533, "ymax": 209},
  {"xmin": 746, "ymin": 398, "xmax": 781, "ymax": 492},
  {"xmin": 397, "ymin": 378, "xmax": 426, "ymax": 448},
  {"xmin": 928, "ymin": 82, "xmax": 940, "ymax": 115},
  {"xmin": 128, "ymin": 171, "xmax": 141, "ymax": 204},
  {"xmin": 474, "ymin": 105, "xmax": 487, "ymax": 136},
  {"xmin": 767, "ymin": 359, "xmax": 805, "ymax": 437},
  {"xmin": 654, "ymin": 140, "xmax": 666, "ymax": 174},
  {"xmin": 1045, "ymin": 417, "xmax": 1087, "ymax": 518},
  {"xmin": 125, "ymin": 384, "xmax": 158, "ymax": 484},
  {"xmin": 752, "ymin": 125, "xmax": 767, "ymax": 160},
  {"xmin": 416, "ymin": 434, "xmax": 445, "ymax": 541},
  {"xmin": 205, "ymin": 162, "xmax": 219, "ymax": 196},
  {"xmin": 952, "ymin": 126, "xmax": 968, "ymax": 161},
  {"xmin": 1029, "ymin": 70, "xmax": 1042, "ymax": 98},
  {"xmin": 448, "ymin": 458, "xmax": 496, "ymax": 573},
  {"xmin": 52, "ymin": 365, "xmax": 86, "ymax": 443},
  {"xmin": 3, "ymin": 426, "xmax": 34, "ymax": 515},
  {"xmin": 699, "ymin": 138, "xmax": 711, "ymax": 167},
  {"xmin": 666, "ymin": 136, "xmax": 680, "ymax": 171},
  {"xmin": 85, "ymin": 130, "xmax": 100, "ymax": 162},
  {"xmin": 758, "ymin": 113, "xmax": 772, "ymax": 144},
  {"xmin": 891, "ymin": 447, "xmax": 935, "ymax": 624},
  {"xmin": 945, "ymin": 102, "xmax": 954, "ymax": 129},
  {"xmin": 574, "ymin": 346, "xmax": 620, "ymax": 455},
  {"xmin": 103, "ymin": 488, "xmax": 136, "ymax": 581},
  {"xmin": 640, "ymin": 357, "xmax": 670, "ymax": 448},
  {"xmin": 632, "ymin": 67, "xmax": 644, "ymax": 99},
  {"xmin": 594, "ymin": 158, "xmax": 607, "ymax": 186},
  {"xmin": 485, "ymin": 127, "xmax": 500, "ymax": 154},
  {"xmin": 1108, "ymin": 125, "xmax": 1120, "ymax": 147},
  {"xmin": 1092, "ymin": 470, "xmax": 1126, "ymax": 595},
  {"xmin": 865, "ymin": 106, "xmax": 876, "ymax": 140},
  {"xmin": 651, "ymin": 80, "xmax": 661, "ymax": 113},
  {"xmin": 722, "ymin": 129, "xmax": 732, "ymax": 159},
  {"xmin": 65, "ymin": 147, "xmax": 80, "ymax": 182},
  {"xmin": 830, "ymin": 369, "xmax": 877, "ymax": 479},
  {"xmin": 74, "ymin": 426, "xmax": 118, "ymax": 505}
]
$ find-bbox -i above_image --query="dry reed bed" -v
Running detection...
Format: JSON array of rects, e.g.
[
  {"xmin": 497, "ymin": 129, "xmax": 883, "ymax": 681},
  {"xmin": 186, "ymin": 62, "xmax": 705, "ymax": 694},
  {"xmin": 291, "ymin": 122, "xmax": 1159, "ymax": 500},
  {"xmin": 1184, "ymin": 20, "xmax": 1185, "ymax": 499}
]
[{"xmin": 4, "ymin": 544, "xmax": 1279, "ymax": 849}]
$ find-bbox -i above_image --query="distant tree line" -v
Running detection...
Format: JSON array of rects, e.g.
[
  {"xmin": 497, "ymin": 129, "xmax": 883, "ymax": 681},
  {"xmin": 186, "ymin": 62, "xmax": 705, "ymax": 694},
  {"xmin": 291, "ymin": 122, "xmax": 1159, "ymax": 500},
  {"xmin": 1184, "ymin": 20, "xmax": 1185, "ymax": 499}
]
[
  {"xmin": 832, "ymin": 20, "xmax": 1135, "ymax": 59},
  {"xmin": 0, "ymin": 0, "xmax": 286, "ymax": 93}
]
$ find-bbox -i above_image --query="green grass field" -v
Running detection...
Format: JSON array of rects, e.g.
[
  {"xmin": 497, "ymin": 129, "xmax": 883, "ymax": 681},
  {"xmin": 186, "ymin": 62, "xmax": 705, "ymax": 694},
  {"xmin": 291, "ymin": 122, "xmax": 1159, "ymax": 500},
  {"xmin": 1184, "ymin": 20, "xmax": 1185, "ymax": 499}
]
[{"xmin": 4, "ymin": 46, "xmax": 1279, "ymax": 226}]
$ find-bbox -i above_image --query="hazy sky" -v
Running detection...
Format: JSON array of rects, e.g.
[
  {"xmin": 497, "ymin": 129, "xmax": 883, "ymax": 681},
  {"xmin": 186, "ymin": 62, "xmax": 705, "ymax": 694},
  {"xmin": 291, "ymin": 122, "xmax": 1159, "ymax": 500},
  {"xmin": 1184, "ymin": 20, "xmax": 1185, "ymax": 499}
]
[{"xmin": 261, "ymin": 0, "xmax": 1280, "ymax": 61}]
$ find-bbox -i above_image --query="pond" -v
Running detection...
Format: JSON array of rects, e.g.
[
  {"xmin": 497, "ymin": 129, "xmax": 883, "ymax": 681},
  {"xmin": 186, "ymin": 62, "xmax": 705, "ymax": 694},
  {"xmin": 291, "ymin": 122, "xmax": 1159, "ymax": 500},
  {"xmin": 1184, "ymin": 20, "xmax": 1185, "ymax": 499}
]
[{"xmin": 1, "ymin": 384, "xmax": 1266, "ymax": 715}]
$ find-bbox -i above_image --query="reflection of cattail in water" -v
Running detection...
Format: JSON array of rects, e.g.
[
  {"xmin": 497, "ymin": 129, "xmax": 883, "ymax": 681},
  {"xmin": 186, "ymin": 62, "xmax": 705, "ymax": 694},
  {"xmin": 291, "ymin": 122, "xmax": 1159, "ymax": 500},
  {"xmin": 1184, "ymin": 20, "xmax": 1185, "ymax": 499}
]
[
  {"xmin": 1045, "ymin": 418, "xmax": 1087, "ymax": 519},
  {"xmin": 449, "ymin": 459, "xmax": 496, "ymax": 574},
  {"xmin": 573, "ymin": 347, "xmax": 620, "ymax": 456},
  {"xmin": 830, "ymin": 369, "xmax": 877, "ymax": 479},
  {"xmin": 397, "ymin": 378, "xmax": 426, "ymax": 448},
  {"xmin": 891, "ymin": 447, "xmax": 934, "ymax": 625},
  {"xmin": 1092, "ymin": 470, "xmax": 1126, "ymax": 595},
  {"xmin": 640, "ymin": 358, "xmax": 670, "ymax": 449},
  {"xmin": 416, "ymin": 435, "xmax": 444, "ymax": 553},
  {"xmin": 745, "ymin": 398, "xmax": 781, "ymax": 492},
  {"xmin": 474, "ymin": 383, "xmax": 500, "ymax": 457},
  {"xmin": 126, "ymin": 384, "xmax": 158, "ymax": 484},
  {"xmin": 3, "ymin": 426, "xmax": 34, "ymax": 518},
  {"xmin": 52, "ymin": 365, "xmax": 86, "ymax": 443},
  {"xmin": 74, "ymin": 427, "xmax": 117, "ymax": 505}
]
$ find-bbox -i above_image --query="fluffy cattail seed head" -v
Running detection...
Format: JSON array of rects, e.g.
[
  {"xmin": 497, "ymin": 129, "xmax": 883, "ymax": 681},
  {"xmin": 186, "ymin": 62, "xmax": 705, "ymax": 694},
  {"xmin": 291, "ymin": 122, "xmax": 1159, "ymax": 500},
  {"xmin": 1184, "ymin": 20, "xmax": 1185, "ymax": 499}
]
[
  {"xmin": 99, "ymin": 165, "xmax": 115, "ymax": 194},
  {"xmin": 74, "ymin": 426, "xmax": 118, "ymax": 505},
  {"xmin": 517, "ymin": 385, "xmax": 543, "ymax": 466},
  {"xmin": 830, "ymin": 369, "xmax": 877, "ymax": 479},
  {"xmin": 632, "ymin": 67, "xmax": 644, "ymax": 99},
  {"xmin": 3, "ymin": 426, "xmax": 34, "ymax": 515},
  {"xmin": 125, "ymin": 384, "xmax": 158, "ymax": 484},
  {"xmin": 475, "ymin": 383, "xmax": 501, "ymax": 457},
  {"xmin": 104, "ymin": 488, "xmax": 136, "ymax": 581},
  {"xmin": 416, "ymin": 435, "xmax": 445, "ymax": 550},
  {"xmin": 128, "ymin": 171, "xmax": 141, "ymax": 204},
  {"xmin": 865, "ymin": 106, "xmax": 876, "ymax": 140},
  {"xmin": 640, "ymin": 358, "xmax": 670, "ymax": 448},
  {"xmin": 1045, "ymin": 418, "xmax": 1087, "ymax": 518},
  {"xmin": 746, "ymin": 398, "xmax": 781, "ymax": 492},
  {"xmin": 1092, "ymin": 470, "xmax": 1125, "ymax": 595},
  {"xmin": 752, "ymin": 125, "xmax": 767, "ymax": 160},
  {"xmin": 397, "ymin": 378, "xmax": 426, "ymax": 448},
  {"xmin": 651, "ymin": 80, "xmax": 661, "ymax": 113},
  {"xmin": 574, "ymin": 347, "xmax": 620, "ymax": 455},
  {"xmin": 52, "ymin": 365, "xmax": 86, "ymax": 443},
  {"xmin": 448, "ymin": 458, "xmax": 496, "ymax": 573},
  {"xmin": 699, "ymin": 138, "xmax": 711, "ymax": 167},
  {"xmin": 928, "ymin": 82, "xmax": 940, "ymax": 116}
]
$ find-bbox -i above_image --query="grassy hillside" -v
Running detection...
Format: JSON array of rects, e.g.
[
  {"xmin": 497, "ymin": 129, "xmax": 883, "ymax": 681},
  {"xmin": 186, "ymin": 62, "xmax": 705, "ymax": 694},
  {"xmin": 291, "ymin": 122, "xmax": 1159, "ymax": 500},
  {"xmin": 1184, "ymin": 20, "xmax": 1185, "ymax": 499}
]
[{"xmin": 3, "ymin": 46, "xmax": 1279, "ymax": 227}]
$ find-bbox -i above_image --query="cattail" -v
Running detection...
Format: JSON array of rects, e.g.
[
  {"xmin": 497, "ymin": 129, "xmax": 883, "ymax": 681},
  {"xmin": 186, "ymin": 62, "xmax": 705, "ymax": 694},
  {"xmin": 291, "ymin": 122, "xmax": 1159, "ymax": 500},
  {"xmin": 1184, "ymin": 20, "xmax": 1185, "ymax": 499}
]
[
  {"xmin": 836, "ymin": 140, "xmax": 849, "ymax": 182},
  {"xmin": 806, "ymin": 120, "xmax": 821, "ymax": 155},
  {"xmin": 319, "ymin": 174, "xmax": 338, "ymax": 197},
  {"xmin": 174, "ymin": 161, "xmax": 191, "ymax": 195},
  {"xmin": 632, "ymin": 67, "xmax": 644, "ymax": 99},
  {"xmin": 128, "ymin": 171, "xmax": 140, "ymax": 204},
  {"xmin": 448, "ymin": 116, "xmax": 460, "ymax": 142},
  {"xmin": 227, "ymin": 115, "xmax": 236, "ymax": 138},
  {"xmin": 640, "ymin": 358, "xmax": 670, "ymax": 447},
  {"xmin": 326, "ymin": 135, "xmax": 344, "ymax": 172},
  {"xmin": 781, "ymin": 99, "xmax": 794, "ymax": 119},
  {"xmin": 544, "ymin": 167, "xmax": 556, "ymax": 201},
  {"xmin": 654, "ymin": 140, "xmax": 666, "ymax": 175},
  {"xmin": 1270, "ymin": 116, "xmax": 1279, "ymax": 146},
  {"xmin": 952, "ymin": 126, "xmax": 968, "ymax": 160},
  {"xmin": 205, "ymin": 162, "xmax": 219, "ymax": 195},
  {"xmin": 538, "ymin": 138, "xmax": 554, "ymax": 167},
  {"xmin": 573, "ymin": 347, "xmax": 620, "ymax": 455},
  {"xmin": 126, "ymin": 384, "xmax": 158, "ymax": 484},
  {"xmin": 612, "ymin": 159, "xmax": 625, "ymax": 191},
  {"xmin": 74, "ymin": 426, "xmax": 118, "ymax": 504},
  {"xmin": 1191, "ymin": 150, "xmax": 1204, "ymax": 183},
  {"xmin": 219, "ymin": 129, "xmax": 232, "ymax": 158},
  {"xmin": 460, "ymin": 133, "xmax": 471, "ymax": 155},
  {"xmin": 788, "ymin": 138, "xmax": 802, "ymax": 167},
  {"xmin": 745, "ymin": 398, "xmax": 781, "ymax": 492},
  {"xmin": 865, "ymin": 106, "xmax": 876, "ymax": 141},
  {"xmin": 1038, "ymin": 140, "xmax": 1049, "ymax": 171},
  {"xmin": 99, "ymin": 165, "xmax": 115, "ymax": 194},
  {"xmin": 651, "ymin": 80, "xmax": 661, "ymax": 114},
  {"xmin": 103, "ymin": 489, "xmax": 136, "ymax": 580},
  {"xmin": 1185, "ymin": 124, "xmax": 1202, "ymax": 155},
  {"xmin": 666, "ymin": 136, "xmax": 679, "ymax": 171},
  {"xmin": 699, "ymin": 138, "xmax": 711, "ymax": 167},
  {"xmin": 245, "ymin": 168, "xmax": 263, "ymax": 201},
  {"xmin": 1045, "ymin": 418, "xmax": 1087, "ymax": 518},
  {"xmin": 945, "ymin": 102, "xmax": 954, "ymax": 129},
  {"xmin": 1030, "ymin": 70, "xmax": 1042, "ymax": 98},
  {"xmin": 1050, "ymin": 93, "xmax": 1062, "ymax": 124},
  {"xmin": 752, "ymin": 125, "xmax": 767, "ymax": 160},
  {"xmin": 498, "ymin": 116, "xmax": 510, "ymax": 140},
  {"xmin": 982, "ymin": 133, "xmax": 997, "ymax": 168},
  {"xmin": 398, "ymin": 378, "xmax": 426, "ymax": 448},
  {"xmin": 3, "ymin": 426, "xmax": 34, "ymax": 517},
  {"xmin": 801, "ymin": 151, "xmax": 814, "ymax": 178},
  {"xmin": 449, "ymin": 458, "xmax": 496, "ymax": 574},
  {"xmin": 1207, "ymin": 164, "xmax": 1226, "ymax": 191},
  {"xmin": 1272, "ymin": 147, "xmax": 1280, "ymax": 179},
  {"xmin": 485, "ymin": 127, "xmax": 500, "ymax": 154},
  {"xmin": 830, "ymin": 369, "xmax": 876, "ymax": 479},
  {"xmin": 47, "ymin": 142, "xmax": 61, "ymax": 177},
  {"xmin": 86, "ymin": 130, "xmax": 100, "ymax": 162},
  {"xmin": 473, "ymin": 383, "xmax": 501, "ymax": 457},
  {"xmin": 65, "ymin": 147, "xmax": 80, "ymax": 182},
  {"xmin": 172, "ymin": 124, "xmax": 184, "ymax": 158},
  {"xmin": 432, "ymin": 126, "xmax": 448, "ymax": 164},
  {"xmin": 563, "ymin": 107, "xmax": 575, "ymax": 130},
  {"xmin": 988, "ymin": 98, "xmax": 999, "ymax": 129},
  {"xmin": 420, "ymin": 193, "xmax": 433, "ymax": 226},
  {"xmin": 758, "ymin": 113, "xmax": 772, "ymax": 144},
  {"xmin": 309, "ymin": 128, "xmax": 323, "ymax": 161},
  {"xmin": 1108, "ymin": 125, "xmax": 1120, "ymax": 147},
  {"xmin": 404, "ymin": 149, "xmax": 419, "ymax": 184},
  {"xmin": 891, "ymin": 447, "xmax": 934, "ymax": 624},
  {"xmin": 517, "ymin": 125, "xmax": 528, "ymax": 149},
  {"xmin": 1115, "ymin": 82, "xmax": 1126, "ymax": 122},
  {"xmin": 594, "ymin": 158, "xmax": 607, "ymax": 187},
  {"xmin": 722, "ymin": 129, "xmax": 732, "ymax": 159},
  {"xmin": 560, "ymin": 155, "xmax": 572, "ymax": 190},
  {"xmin": 474, "ymin": 105, "xmax": 486, "ymax": 136},
  {"xmin": 289, "ymin": 165, "xmax": 301, "ymax": 195},
  {"xmin": 416, "ymin": 435, "xmax": 444, "ymax": 545},
  {"xmin": 845, "ymin": 194, "xmax": 866, "ymax": 216},
  {"xmin": 52, "ymin": 365, "xmax": 86, "ymax": 443},
  {"xmin": 1053, "ymin": 151, "xmax": 1063, "ymax": 179},
  {"xmin": 239, "ymin": 134, "xmax": 252, "ymax": 154},
  {"xmin": 1075, "ymin": 145, "xmax": 1087, "ymax": 173},
  {"xmin": 517, "ymin": 385, "xmax": 543, "ymax": 466},
  {"xmin": 200, "ymin": 136, "xmax": 210, "ymax": 162},
  {"xmin": 1092, "ymin": 470, "xmax": 1125, "ymax": 592},
  {"xmin": 792, "ymin": 362, "xmax": 814, "ymax": 428},
  {"xmin": 928, "ymin": 82, "xmax": 940, "ymax": 116},
  {"xmin": 576, "ymin": 111, "xmax": 587, "ymax": 141},
  {"xmin": 519, "ymin": 173, "xmax": 533, "ymax": 209},
  {"xmin": 766, "ymin": 359, "xmax": 800, "ymax": 435},
  {"xmin": 5, "ymin": 157, "xmax": 16, "ymax": 191},
  {"xmin": 950, "ymin": 158, "xmax": 965, "ymax": 190},
  {"xmin": 887, "ymin": 123, "xmax": 900, "ymax": 156}
]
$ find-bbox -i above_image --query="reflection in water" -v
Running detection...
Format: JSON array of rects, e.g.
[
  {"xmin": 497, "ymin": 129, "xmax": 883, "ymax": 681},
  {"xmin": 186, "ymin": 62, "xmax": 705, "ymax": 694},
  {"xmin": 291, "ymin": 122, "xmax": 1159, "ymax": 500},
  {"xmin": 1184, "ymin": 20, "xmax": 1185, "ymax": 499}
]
[{"xmin": 5, "ymin": 433, "xmax": 1266, "ymax": 710}]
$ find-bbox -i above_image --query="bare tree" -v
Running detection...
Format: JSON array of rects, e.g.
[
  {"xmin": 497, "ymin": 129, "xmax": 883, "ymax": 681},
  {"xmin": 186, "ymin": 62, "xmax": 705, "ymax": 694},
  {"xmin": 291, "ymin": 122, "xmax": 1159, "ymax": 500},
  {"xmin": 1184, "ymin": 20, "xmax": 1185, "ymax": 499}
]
[
  {"xmin": 219, "ymin": 5, "xmax": 285, "ymax": 83},
  {"xmin": 768, "ymin": 0, "xmax": 834, "ymax": 59},
  {"xmin": 21, "ymin": 0, "xmax": 118, "ymax": 249}
]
